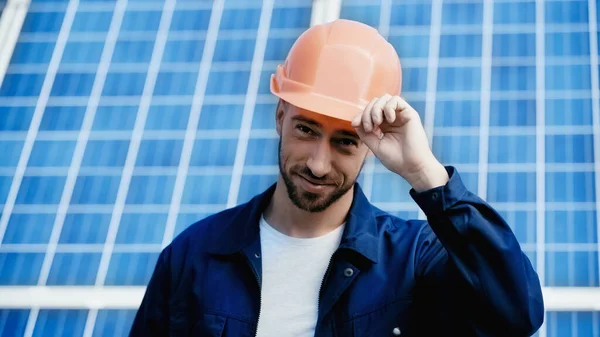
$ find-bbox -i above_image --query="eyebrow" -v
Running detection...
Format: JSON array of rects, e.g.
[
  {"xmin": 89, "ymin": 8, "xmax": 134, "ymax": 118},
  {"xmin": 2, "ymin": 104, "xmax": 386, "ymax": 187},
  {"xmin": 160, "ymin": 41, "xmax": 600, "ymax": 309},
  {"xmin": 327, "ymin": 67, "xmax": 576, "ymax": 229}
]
[
  {"xmin": 337, "ymin": 130, "xmax": 360, "ymax": 140},
  {"xmin": 292, "ymin": 116, "xmax": 360, "ymax": 140},
  {"xmin": 292, "ymin": 116, "xmax": 321, "ymax": 128}
]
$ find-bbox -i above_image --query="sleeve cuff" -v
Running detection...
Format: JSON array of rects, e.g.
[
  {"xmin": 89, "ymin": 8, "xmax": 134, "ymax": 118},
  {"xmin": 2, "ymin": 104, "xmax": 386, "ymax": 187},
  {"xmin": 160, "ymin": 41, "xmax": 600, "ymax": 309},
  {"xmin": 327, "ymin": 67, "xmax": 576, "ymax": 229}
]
[{"xmin": 409, "ymin": 166, "xmax": 468, "ymax": 217}]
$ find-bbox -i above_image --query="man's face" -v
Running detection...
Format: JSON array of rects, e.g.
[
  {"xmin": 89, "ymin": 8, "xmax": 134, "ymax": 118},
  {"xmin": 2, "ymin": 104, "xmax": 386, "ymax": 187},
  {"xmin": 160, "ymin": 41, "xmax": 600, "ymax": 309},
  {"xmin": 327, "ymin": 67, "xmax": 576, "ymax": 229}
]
[{"xmin": 276, "ymin": 101, "xmax": 369, "ymax": 212}]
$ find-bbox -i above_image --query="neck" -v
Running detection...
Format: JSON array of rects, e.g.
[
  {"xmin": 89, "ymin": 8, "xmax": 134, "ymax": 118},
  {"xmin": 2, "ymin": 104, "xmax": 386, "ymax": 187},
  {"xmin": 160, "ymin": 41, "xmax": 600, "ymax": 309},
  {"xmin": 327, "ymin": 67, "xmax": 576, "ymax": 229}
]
[{"xmin": 263, "ymin": 175, "xmax": 353, "ymax": 238}]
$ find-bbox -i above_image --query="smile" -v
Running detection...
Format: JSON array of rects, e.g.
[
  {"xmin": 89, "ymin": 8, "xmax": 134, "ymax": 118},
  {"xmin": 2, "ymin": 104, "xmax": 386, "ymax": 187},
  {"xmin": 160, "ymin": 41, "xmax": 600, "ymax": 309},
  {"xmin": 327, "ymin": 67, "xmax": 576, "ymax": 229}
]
[{"xmin": 296, "ymin": 174, "xmax": 334, "ymax": 193}]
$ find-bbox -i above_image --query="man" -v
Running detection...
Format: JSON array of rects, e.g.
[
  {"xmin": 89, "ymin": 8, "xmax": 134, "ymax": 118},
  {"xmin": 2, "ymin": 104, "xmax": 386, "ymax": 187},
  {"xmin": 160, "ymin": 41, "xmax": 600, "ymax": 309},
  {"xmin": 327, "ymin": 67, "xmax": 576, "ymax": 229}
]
[{"xmin": 130, "ymin": 19, "xmax": 544, "ymax": 337}]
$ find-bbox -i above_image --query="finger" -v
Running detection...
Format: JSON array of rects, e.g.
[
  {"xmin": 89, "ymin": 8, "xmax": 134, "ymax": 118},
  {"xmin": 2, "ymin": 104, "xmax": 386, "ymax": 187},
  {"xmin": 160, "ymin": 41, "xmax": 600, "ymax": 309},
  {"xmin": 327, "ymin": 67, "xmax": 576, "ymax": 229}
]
[
  {"xmin": 366, "ymin": 95, "xmax": 390, "ymax": 132},
  {"xmin": 372, "ymin": 126, "xmax": 384, "ymax": 140},
  {"xmin": 353, "ymin": 98, "xmax": 377, "ymax": 127},
  {"xmin": 355, "ymin": 122, "xmax": 381, "ymax": 152},
  {"xmin": 361, "ymin": 97, "xmax": 379, "ymax": 132},
  {"xmin": 395, "ymin": 96, "xmax": 417, "ymax": 122},
  {"xmin": 383, "ymin": 96, "xmax": 400, "ymax": 124}
]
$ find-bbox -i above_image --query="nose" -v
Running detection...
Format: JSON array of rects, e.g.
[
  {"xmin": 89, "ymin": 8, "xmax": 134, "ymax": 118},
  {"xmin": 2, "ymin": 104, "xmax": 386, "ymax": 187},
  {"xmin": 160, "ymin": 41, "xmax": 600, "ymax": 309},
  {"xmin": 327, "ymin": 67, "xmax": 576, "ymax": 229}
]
[{"xmin": 306, "ymin": 140, "xmax": 332, "ymax": 178}]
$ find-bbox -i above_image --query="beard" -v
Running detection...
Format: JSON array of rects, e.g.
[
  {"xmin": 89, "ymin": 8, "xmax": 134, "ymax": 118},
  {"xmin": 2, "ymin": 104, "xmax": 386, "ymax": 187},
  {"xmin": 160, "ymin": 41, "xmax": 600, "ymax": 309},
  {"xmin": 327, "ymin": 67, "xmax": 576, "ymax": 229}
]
[{"xmin": 278, "ymin": 139, "xmax": 357, "ymax": 213}]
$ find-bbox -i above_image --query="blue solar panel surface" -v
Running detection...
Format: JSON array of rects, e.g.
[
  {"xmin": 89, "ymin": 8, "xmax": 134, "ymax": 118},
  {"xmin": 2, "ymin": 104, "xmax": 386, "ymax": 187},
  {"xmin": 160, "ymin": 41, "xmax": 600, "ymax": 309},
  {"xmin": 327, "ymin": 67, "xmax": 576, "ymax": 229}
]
[{"xmin": 0, "ymin": 0, "xmax": 599, "ymax": 336}]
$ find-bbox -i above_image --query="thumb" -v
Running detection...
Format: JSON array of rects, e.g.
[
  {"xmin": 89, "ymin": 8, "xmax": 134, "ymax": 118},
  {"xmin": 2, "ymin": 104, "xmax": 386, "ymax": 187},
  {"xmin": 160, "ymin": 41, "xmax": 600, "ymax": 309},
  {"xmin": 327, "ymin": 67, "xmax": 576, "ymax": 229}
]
[{"xmin": 355, "ymin": 126, "xmax": 381, "ymax": 153}]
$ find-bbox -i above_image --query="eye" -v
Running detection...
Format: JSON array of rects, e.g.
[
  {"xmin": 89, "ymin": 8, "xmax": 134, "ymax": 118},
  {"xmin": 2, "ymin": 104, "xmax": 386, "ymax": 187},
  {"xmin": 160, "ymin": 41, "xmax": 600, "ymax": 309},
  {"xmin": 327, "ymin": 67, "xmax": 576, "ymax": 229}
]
[
  {"xmin": 337, "ymin": 138, "xmax": 357, "ymax": 147},
  {"xmin": 296, "ymin": 124, "xmax": 314, "ymax": 135}
]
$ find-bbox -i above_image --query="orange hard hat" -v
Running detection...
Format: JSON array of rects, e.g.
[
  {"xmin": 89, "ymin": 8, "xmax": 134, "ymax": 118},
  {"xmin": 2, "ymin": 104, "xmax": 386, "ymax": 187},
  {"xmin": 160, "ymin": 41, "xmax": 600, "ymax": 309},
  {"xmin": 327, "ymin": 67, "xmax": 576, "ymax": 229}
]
[{"xmin": 270, "ymin": 19, "xmax": 402, "ymax": 122}]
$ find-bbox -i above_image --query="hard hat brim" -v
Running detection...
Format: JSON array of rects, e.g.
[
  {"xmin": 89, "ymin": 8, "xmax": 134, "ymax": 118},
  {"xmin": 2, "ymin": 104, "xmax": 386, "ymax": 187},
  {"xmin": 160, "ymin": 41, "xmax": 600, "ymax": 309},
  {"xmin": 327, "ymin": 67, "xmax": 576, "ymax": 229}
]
[{"xmin": 270, "ymin": 73, "xmax": 367, "ymax": 122}]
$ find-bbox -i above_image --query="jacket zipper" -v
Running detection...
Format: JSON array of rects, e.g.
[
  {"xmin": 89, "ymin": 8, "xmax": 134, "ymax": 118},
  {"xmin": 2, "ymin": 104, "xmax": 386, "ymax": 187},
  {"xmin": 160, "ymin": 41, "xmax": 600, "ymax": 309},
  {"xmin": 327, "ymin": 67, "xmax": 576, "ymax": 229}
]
[
  {"xmin": 316, "ymin": 250, "xmax": 337, "ymax": 334},
  {"xmin": 243, "ymin": 252, "xmax": 262, "ymax": 337}
]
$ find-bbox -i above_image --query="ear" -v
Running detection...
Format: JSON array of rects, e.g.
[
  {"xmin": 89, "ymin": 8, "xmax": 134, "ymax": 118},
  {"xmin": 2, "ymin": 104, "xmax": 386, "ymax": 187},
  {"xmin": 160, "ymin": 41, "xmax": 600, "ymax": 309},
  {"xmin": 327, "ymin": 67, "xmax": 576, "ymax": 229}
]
[{"xmin": 275, "ymin": 99, "xmax": 286, "ymax": 136}]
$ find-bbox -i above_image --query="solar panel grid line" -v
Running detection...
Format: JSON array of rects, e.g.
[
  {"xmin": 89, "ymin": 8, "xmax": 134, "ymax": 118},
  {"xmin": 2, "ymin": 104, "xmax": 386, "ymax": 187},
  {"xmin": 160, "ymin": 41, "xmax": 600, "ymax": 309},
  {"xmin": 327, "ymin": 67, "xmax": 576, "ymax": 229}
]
[
  {"xmin": 496, "ymin": 0, "xmax": 580, "ymax": 2},
  {"xmin": 200, "ymin": 61, "xmax": 254, "ymax": 71},
  {"xmin": 30, "ymin": 30, "xmax": 120, "ymax": 42},
  {"xmin": 158, "ymin": 61, "xmax": 250, "ymax": 72},
  {"xmin": 544, "ymin": 22, "xmax": 596, "ymax": 33},
  {"xmin": 226, "ymin": 0, "xmax": 274, "ymax": 208},
  {"xmin": 3, "ymin": 89, "xmax": 599, "ymax": 106},
  {"xmin": 360, "ymin": 0, "xmax": 392, "ymax": 201},
  {"xmin": 477, "ymin": 0, "xmax": 493, "ymax": 200},
  {"xmin": 534, "ymin": 0, "xmax": 546, "ymax": 334},
  {"xmin": 16, "ymin": 0, "xmax": 83, "ymax": 334},
  {"xmin": 273, "ymin": 0, "xmax": 313, "ymax": 8},
  {"xmin": 265, "ymin": 27, "xmax": 307, "ymax": 38},
  {"xmin": 2, "ymin": 199, "xmax": 594, "ymax": 215},
  {"xmin": 0, "ymin": 0, "xmax": 79, "ymax": 248},
  {"xmin": 82, "ymin": 0, "xmax": 176, "ymax": 331},
  {"xmin": 52, "ymin": 162, "xmax": 600, "ymax": 175},
  {"xmin": 53, "ymin": 203, "xmax": 223, "ymax": 214},
  {"xmin": 1, "ymin": 239, "xmax": 598, "ymax": 253},
  {"xmin": 36, "ymin": 0, "xmax": 128, "ymax": 288},
  {"xmin": 563, "ymin": 109, "xmax": 577, "ymax": 286},
  {"xmin": 0, "ymin": 0, "xmax": 599, "ymax": 333},
  {"xmin": 81, "ymin": 307, "xmax": 97, "ymax": 337},
  {"xmin": 395, "ymin": 21, "xmax": 595, "ymax": 35},
  {"xmin": 7, "ymin": 53, "xmax": 596, "ymax": 73},
  {"xmin": 162, "ymin": 0, "xmax": 225, "ymax": 246},
  {"xmin": 310, "ymin": 0, "xmax": 341, "ymax": 27},
  {"xmin": 0, "ymin": 161, "xmax": 595, "ymax": 178},
  {"xmin": 0, "ymin": 126, "xmax": 595, "ymax": 142},
  {"xmin": 586, "ymin": 0, "xmax": 600, "ymax": 295},
  {"xmin": 94, "ymin": 0, "xmax": 177, "ymax": 288},
  {"xmin": 0, "ymin": 161, "xmax": 597, "ymax": 186},
  {"xmin": 0, "ymin": 0, "xmax": 30, "ymax": 88},
  {"xmin": 435, "ymin": 201, "xmax": 595, "ymax": 212},
  {"xmin": 0, "ymin": 243, "xmax": 162, "ymax": 254},
  {"xmin": 1, "ymin": 287, "xmax": 599, "ymax": 313},
  {"xmin": 0, "ymin": 0, "xmax": 15, "ymax": 36},
  {"xmin": 544, "ymin": 55, "xmax": 595, "ymax": 66},
  {"xmin": 134, "ymin": 30, "xmax": 209, "ymax": 41},
  {"xmin": 1, "ymin": 241, "xmax": 596, "ymax": 254},
  {"xmin": 10, "ymin": 205, "xmax": 61, "ymax": 214},
  {"xmin": 419, "ymin": 0, "xmax": 442, "ymax": 220},
  {"xmin": 63, "ymin": 2, "xmax": 115, "ymax": 12},
  {"xmin": 517, "ymin": 243, "xmax": 600, "ymax": 252},
  {"xmin": 16, "ymin": 2, "xmax": 64, "ymax": 13}
]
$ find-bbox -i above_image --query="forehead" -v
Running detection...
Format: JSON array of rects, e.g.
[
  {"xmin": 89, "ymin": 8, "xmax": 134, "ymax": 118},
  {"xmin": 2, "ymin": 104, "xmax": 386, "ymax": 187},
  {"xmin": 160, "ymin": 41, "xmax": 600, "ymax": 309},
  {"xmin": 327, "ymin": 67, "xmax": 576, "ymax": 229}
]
[{"xmin": 286, "ymin": 103, "xmax": 357, "ymax": 135}]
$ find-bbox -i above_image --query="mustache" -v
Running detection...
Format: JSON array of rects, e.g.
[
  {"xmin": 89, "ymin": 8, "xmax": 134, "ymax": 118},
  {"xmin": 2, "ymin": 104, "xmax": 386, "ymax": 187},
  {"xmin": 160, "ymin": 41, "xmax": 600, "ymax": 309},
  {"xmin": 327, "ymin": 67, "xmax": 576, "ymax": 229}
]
[{"xmin": 296, "ymin": 167, "xmax": 341, "ymax": 186}]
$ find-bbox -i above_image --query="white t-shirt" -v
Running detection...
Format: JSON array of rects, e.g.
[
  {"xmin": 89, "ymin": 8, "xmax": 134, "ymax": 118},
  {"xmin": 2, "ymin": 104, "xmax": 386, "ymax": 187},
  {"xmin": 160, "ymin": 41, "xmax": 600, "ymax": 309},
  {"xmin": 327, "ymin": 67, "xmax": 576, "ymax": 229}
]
[{"xmin": 255, "ymin": 215, "xmax": 345, "ymax": 337}]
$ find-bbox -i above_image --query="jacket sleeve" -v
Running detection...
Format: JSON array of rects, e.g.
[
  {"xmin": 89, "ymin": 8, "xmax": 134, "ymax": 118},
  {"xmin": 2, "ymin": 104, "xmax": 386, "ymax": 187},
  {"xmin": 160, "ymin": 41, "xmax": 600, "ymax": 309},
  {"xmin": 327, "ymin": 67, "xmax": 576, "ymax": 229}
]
[
  {"xmin": 410, "ymin": 166, "xmax": 544, "ymax": 336},
  {"xmin": 129, "ymin": 246, "xmax": 172, "ymax": 336}
]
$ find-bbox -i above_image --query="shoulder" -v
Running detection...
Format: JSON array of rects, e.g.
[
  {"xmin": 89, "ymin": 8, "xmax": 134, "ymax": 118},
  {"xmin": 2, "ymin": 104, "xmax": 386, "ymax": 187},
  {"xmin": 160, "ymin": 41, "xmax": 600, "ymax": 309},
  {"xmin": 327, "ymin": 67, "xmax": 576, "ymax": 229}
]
[
  {"xmin": 371, "ymin": 206, "xmax": 438, "ymax": 246},
  {"xmin": 169, "ymin": 204, "xmax": 247, "ymax": 253},
  {"xmin": 152, "ymin": 204, "xmax": 249, "ymax": 282},
  {"xmin": 372, "ymin": 207, "xmax": 428, "ymax": 233},
  {"xmin": 370, "ymin": 206, "xmax": 445, "ymax": 274}
]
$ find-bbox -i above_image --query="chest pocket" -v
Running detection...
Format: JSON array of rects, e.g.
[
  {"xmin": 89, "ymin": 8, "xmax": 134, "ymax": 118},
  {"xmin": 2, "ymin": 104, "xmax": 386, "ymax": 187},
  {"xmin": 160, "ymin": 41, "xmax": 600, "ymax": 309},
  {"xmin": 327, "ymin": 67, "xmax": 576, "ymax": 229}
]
[
  {"xmin": 192, "ymin": 313, "xmax": 257, "ymax": 337},
  {"xmin": 192, "ymin": 314, "xmax": 226, "ymax": 336},
  {"xmin": 342, "ymin": 298, "xmax": 413, "ymax": 337}
]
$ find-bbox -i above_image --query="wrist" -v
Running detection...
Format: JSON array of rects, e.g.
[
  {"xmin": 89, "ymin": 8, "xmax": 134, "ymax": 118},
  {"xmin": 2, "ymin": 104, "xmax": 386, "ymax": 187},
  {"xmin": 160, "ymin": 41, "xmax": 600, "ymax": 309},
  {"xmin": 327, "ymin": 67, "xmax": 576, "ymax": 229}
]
[{"xmin": 405, "ymin": 160, "xmax": 449, "ymax": 193}]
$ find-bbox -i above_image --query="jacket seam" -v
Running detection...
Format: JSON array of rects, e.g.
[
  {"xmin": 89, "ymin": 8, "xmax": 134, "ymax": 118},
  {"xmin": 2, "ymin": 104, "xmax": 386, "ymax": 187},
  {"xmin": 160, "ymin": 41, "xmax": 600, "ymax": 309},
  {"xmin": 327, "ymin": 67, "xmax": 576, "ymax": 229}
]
[
  {"xmin": 342, "ymin": 296, "xmax": 413, "ymax": 323},
  {"xmin": 202, "ymin": 309, "xmax": 255, "ymax": 325}
]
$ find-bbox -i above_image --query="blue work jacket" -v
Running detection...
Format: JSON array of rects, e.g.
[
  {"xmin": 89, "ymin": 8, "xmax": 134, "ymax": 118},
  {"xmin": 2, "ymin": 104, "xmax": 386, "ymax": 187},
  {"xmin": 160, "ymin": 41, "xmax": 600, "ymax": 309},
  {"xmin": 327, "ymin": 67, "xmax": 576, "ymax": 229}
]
[{"xmin": 130, "ymin": 167, "xmax": 544, "ymax": 336}]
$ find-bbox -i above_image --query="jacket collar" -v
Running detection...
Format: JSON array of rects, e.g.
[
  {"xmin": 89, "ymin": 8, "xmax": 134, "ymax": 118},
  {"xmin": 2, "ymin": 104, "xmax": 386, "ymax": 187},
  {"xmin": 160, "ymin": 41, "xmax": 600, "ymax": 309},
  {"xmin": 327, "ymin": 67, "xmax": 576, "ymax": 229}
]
[{"xmin": 203, "ymin": 183, "xmax": 379, "ymax": 264}]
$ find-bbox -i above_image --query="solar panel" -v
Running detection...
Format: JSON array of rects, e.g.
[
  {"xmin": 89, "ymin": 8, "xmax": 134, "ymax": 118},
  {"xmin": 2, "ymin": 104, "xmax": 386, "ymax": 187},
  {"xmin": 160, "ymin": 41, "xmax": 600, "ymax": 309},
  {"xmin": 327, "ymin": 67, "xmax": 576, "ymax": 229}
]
[
  {"xmin": 341, "ymin": 1, "xmax": 600, "ymax": 336},
  {"xmin": 0, "ymin": 0, "xmax": 598, "ymax": 336}
]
